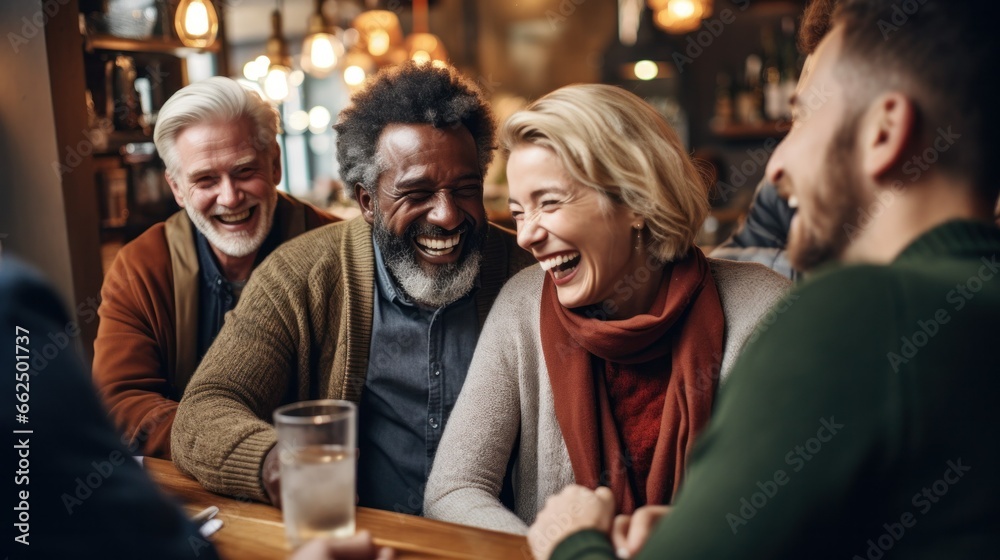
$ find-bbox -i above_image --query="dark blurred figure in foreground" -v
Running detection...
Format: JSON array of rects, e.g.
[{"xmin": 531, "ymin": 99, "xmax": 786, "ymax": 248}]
[
  {"xmin": 530, "ymin": 0, "xmax": 1000, "ymax": 558},
  {"xmin": 2, "ymin": 256, "xmax": 219, "ymax": 559},
  {"xmin": 2, "ymin": 255, "xmax": 391, "ymax": 559}
]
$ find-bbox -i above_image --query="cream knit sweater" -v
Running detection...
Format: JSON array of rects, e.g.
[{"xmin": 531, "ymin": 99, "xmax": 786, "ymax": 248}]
[{"xmin": 424, "ymin": 259, "xmax": 790, "ymax": 534}]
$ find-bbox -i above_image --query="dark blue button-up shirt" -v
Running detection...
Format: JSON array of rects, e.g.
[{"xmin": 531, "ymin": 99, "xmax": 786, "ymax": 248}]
[
  {"xmin": 194, "ymin": 229, "xmax": 279, "ymax": 359},
  {"xmin": 194, "ymin": 231, "xmax": 240, "ymax": 360},
  {"xmin": 356, "ymin": 240, "xmax": 480, "ymax": 515}
]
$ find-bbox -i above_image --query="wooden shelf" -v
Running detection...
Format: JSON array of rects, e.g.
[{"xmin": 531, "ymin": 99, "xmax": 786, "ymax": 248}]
[
  {"xmin": 85, "ymin": 34, "xmax": 220, "ymax": 56},
  {"xmin": 711, "ymin": 121, "xmax": 790, "ymax": 140},
  {"xmin": 93, "ymin": 130, "xmax": 155, "ymax": 156}
]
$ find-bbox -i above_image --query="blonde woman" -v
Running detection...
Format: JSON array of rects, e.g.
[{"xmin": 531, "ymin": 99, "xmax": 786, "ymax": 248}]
[{"xmin": 424, "ymin": 84, "xmax": 789, "ymax": 534}]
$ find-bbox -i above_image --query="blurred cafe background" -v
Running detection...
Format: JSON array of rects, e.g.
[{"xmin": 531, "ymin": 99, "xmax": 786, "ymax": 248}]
[{"xmin": 0, "ymin": 0, "xmax": 807, "ymax": 357}]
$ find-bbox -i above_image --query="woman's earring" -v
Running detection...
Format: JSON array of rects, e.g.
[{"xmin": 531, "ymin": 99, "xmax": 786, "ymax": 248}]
[{"xmin": 634, "ymin": 224, "xmax": 642, "ymax": 251}]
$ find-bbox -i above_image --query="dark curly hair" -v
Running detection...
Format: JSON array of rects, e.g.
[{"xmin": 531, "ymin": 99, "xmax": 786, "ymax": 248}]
[{"xmin": 334, "ymin": 62, "xmax": 496, "ymax": 197}]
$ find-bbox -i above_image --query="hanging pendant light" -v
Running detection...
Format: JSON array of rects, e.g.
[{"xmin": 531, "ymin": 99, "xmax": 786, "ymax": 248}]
[
  {"xmin": 175, "ymin": 0, "xmax": 219, "ymax": 48},
  {"xmin": 302, "ymin": 0, "xmax": 346, "ymax": 78},
  {"xmin": 352, "ymin": 1, "xmax": 404, "ymax": 62},
  {"xmin": 341, "ymin": 50, "xmax": 376, "ymax": 88},
  {"xmin": 648, "ymin": 0, "xmax": 712, "ymax": 34},
  {"xmin": 263, "ymin": 0, "xmax": 292, "ymax": 102},
  {"xmin": 405, "ymin": 0, "xmax": 447, "ymax": 66}
]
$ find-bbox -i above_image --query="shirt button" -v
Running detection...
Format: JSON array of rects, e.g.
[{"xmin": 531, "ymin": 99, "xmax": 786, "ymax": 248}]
[
  {"xmin": 429, "ymin": 417, "xmax": 439, "ymax": 429},
  {"xmin": 433, "ymin": 370, "xmax": 441, "ymax": 377}
]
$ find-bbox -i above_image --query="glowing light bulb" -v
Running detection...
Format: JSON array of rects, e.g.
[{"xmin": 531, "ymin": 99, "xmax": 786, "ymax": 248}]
[
  {"xmin": 344, "ymin": 65, "xmax": 366, "ymax": 86},
  {"xmin": 311, "ymin": 35, "xmax": 337, "ymax": 69},
  {"xmin": 185, "ymin": 0, "xmax": 210, "ymax": 36},
  {"xmin": 308, "ymin": 106, "xmax": 332, "ymax": 134},
  {"xmin": 243, "ymin": 60, "xmax": 262, "ymax": 81},
  {"xmin": 175, "ymin": 0, "xmax": 218, "ymax": 47},
  {"xmin": 288, "ymin": 110, "xmax": 309, "ymax": 133},
  {"xmin": 634, "ymin": 60, "xmax": 659, "ymax": 81},
  {"xmin": 263, "ymin": 66, "xmax": 291, "ymax": 102},
  {"xmin": 670, "ymin": 0, "xmax": 696, "ymax": 18},
  {"xmin": 411, "ymin": 50, "xmax": 431, "ymax": 64},
  {"xmin": 367, "ymin": 29, "xmax": 390, "ymax": 56}
]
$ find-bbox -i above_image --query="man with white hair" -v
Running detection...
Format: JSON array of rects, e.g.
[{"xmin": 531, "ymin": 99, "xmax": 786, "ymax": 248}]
[{"xmin": 93, "ymin": 77, "xmax": 336, "ymax": 459}]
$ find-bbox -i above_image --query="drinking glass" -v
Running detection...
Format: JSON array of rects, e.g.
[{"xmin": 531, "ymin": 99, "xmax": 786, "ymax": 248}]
[{"xmin": 273, "ymin": 400, "xmax": 357, "ymax": 548}]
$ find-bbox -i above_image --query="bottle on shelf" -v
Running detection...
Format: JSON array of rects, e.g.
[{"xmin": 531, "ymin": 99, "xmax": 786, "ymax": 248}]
[
  {"xmin": 735, "ymin": 54, "xmax": 763, "ymax": 125},
  {"xmin": 779, "ymin": 16, "xmax": 799, "ymax": 120},
  {"xmin": 762, "ymin": 25, "xmax": 784, "ymax": 122},
  {"xmin": 711, "ymin": 71, "xmax": 734, "ymax": 129}
]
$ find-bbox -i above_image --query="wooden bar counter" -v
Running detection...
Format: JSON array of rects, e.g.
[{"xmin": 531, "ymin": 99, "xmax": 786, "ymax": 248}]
[{"xmin": 145, "ymin": 458, "xmax": 530, "ymax": 560}]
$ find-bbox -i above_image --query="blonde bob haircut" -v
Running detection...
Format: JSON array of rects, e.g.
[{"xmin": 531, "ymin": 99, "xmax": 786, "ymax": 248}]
[{"xmin": 501, "ymin": 84, "xmax": 708, "ymax": 263}]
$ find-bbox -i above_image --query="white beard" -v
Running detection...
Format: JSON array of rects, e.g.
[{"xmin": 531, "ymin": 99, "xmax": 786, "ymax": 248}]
[
  {"xmin": 184, "ymin": 189, "xmax": 277, "ymax": 258},
  {"xmin": 390, "ymin": 249, "xmax": 482, "ymax": 308}
]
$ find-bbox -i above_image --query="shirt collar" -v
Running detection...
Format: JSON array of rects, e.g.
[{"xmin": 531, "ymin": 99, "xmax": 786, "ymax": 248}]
[{"xmin": 195, "ymin": 229, "xmax": 229, "ymax": 292}]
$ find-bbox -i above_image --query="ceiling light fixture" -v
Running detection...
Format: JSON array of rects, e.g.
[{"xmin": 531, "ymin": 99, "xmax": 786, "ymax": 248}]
[
  {"xmin": 263, "ymin": 0, "xmax": 292, "ymax": 102},
  {"xmin": 352, "ymin": 2, "xmax": 403, "ymax": 62},
  {"xmin": 405, "ymin": 0, "xmax": 447, "ymax": 65},
  {"xmin": 649, "ymin": 0, "xmax": 712, "ymax": 34},
  {"xmin": 174, "ymin": 0, "xmax": 219, "ymax": 48},
  {"xmin": 302, "ymin": 0, "xmax": 346, "ymax": 78}
]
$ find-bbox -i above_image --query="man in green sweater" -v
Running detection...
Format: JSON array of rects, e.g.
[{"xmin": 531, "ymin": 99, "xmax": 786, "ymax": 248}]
[{"xmin": 528, "ymin": 1, "xmax": 1000, "ymax": 558}]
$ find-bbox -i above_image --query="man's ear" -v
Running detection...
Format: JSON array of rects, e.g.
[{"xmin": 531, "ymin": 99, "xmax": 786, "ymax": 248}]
[
  {"xmin": 355, "ymin": 184, "xmax": 376, "ymax": 224},
  {"xmin": 859, "ymin": 92, "xmax": 916, "ymax": 182},
  {"xmin": 166, "ymin": 172, "xmax": 186, "ymax": 208}
]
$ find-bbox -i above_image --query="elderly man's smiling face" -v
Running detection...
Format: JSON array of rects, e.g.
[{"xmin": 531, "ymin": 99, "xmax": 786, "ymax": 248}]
[
  {"xmin": 167, "ymin": 118, "xmax": 280, "ymax": 262},
  {"xmin": 357, "ymin": 123, "xmax": 488, "ymax": 308}
]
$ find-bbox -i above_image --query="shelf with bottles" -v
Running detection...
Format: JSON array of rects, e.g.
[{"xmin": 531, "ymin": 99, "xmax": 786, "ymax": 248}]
[
  {"xmin": 85, "ymin": 33, "xmax": 220, "ymax": 57},
  {"xmin": 709, "ymin": 15, "xmax": 799, "ymax": 142},
  {"xmin": 710, "ymin": 120, "xmax": 788, "ymax": 140},
  {"xmin": 79, "ymin": 0, "xmax": 223, "ymax": 56}
]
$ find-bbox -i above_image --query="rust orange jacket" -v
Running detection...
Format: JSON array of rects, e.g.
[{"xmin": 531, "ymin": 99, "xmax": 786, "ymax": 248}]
[{"xmin": 92, "ymin": 192, "xmax": 336, "ymax": 459}]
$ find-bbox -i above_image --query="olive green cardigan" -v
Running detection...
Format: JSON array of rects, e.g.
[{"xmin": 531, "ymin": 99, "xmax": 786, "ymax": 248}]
[{"xmin": 171, "ymin": 217, "xmax": 533, "ymax": 502}]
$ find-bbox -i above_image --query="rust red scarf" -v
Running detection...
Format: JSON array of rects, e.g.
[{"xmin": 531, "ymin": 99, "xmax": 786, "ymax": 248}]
[{"xmin": 540, "ymin": 247, "xmax": 724, "ymax": 514}]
